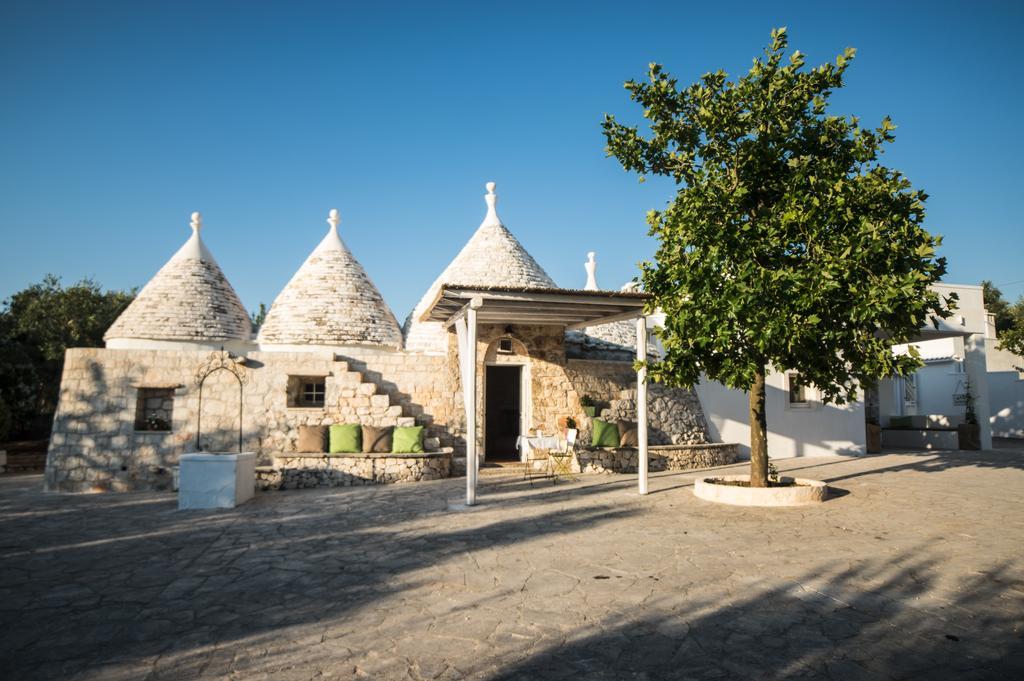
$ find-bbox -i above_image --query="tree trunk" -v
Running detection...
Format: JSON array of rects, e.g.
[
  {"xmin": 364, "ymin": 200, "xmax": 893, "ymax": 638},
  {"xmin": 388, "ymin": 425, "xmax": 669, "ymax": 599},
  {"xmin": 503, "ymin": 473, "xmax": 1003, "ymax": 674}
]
[{"xmin": 749, "ymin": 367, "xmax": 769, "ymax": 487}]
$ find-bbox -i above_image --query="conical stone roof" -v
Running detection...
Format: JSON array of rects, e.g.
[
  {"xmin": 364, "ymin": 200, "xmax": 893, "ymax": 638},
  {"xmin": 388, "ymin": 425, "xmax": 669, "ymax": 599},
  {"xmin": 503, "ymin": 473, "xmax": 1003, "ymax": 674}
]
[
  {"xmin": 404, "ymin": 182, "xmax": 557, "ymax": 353},
  {"xmin": 105, "ymin": 212, "xmax": 252, "ymax": 344},
  {"xmin": 257, "ymin": 209, "xmax": 402, "ymax": 348}
]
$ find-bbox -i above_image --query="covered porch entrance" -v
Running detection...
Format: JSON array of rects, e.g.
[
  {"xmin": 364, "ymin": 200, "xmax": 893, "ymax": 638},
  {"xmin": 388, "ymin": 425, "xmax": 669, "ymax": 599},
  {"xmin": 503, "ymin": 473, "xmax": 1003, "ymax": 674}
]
[{"xmin": 420, "ymin": 284, "xmax": 653, "ymax": 505}]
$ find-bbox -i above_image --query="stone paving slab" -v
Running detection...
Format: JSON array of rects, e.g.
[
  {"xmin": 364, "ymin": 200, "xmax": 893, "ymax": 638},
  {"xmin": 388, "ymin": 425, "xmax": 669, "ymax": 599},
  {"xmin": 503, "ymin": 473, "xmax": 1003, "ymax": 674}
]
[{"xmin": 1, "ymin": 448, "xmax": 1023, "ymax": 680}]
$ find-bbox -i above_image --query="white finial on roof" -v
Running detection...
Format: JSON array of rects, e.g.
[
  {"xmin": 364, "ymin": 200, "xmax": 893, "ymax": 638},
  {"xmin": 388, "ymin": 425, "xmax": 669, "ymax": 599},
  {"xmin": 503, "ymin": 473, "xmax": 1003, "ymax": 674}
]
[
  {"xmin": 327, "ymin": 208, "xmax": 340, "ymax": 233},
  {"xmin": 483, "ymin": 181, "xmax": 500, "ymax": 225},
  {"xmin": 584, "ymin": 251, "xmax": 598, "ymax": 290},
  {"xmin": 190, "ymin": 211, "xmax": 202, "ymax": 232}
]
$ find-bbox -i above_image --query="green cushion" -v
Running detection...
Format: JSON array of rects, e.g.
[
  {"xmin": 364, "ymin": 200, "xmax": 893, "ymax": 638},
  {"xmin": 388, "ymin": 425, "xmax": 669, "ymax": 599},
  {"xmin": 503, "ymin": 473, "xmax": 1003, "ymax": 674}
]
[
  {"xmin": 592, "ymin": 419, "xmax": 620, "ymax": 447},
  {"xmin": 329, "ymin": 423, "xmax": 362, "ymax": 453},
  {"xmin": 392, "ymin": 426, "xmax": 424, "ymax": 453}
]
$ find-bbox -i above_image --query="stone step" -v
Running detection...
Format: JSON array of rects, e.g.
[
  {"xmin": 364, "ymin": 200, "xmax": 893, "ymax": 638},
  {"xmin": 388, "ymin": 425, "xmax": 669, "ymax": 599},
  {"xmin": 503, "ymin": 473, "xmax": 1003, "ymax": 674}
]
[
  {"xmin": 451, "ymin": 458, "xmax": 529, "ymax": 478},
  {"xmin": 334, "ymin": 372, "xmax": 364, "ymax": 388}
]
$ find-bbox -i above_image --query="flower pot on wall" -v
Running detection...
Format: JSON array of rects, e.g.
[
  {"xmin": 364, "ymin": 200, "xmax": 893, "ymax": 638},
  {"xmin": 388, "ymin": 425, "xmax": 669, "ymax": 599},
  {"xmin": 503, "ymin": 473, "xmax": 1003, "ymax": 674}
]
[
  {"xmin": 583, "ymin": 406, "xmax": 597, "ymax": 417},
  {"xmin": 957, "ymin": 423, "xmax": 980, "ymax": 451},
  {"xmin": 866, "ymin": 423, "xmax": 882, "ymax": 453}
]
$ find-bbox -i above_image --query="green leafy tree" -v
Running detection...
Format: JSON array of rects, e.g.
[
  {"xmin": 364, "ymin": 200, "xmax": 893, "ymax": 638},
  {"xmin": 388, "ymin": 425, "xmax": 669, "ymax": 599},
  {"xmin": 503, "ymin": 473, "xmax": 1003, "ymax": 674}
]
[
  {"xmin": 982, "ymin": 280, "xmax": 1014, "ymax": 333},
  {"xmin": 0, "ymin": 275, "xmax": 134, "ymax": 439},
  {"xmin": 983, "ymin": 280, "xmax": 1024, "ymax": 361},
  {"xmin": 603, "ymin": 28, "xmax": 953, "ymax": 486},
  {"xmin": 997, "ymin": 303, "xmax": 1024, "ymax": 359},
  {"xmin": 250, "ymin": 302, "xmax": 268, "ymax": 333}
]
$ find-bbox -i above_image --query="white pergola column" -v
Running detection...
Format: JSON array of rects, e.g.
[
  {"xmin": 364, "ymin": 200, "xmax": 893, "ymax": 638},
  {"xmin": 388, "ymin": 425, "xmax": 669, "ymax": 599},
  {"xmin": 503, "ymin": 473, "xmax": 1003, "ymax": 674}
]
[
  {"xmin": 636, "ymin": 316, "xmax": 649, "ymax": 495},
  {"xmin": 454, "ymin": 298, "xmax": 482, "ymax": 506}
]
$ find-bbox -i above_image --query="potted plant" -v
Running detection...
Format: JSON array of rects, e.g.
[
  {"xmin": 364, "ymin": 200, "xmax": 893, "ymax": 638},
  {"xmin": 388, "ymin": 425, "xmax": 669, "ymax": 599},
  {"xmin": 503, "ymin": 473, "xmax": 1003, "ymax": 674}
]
[
  {"xmin": 865, "ymin": 418, "xmax": 882, "ymax": 453},
  {"xmin": 957, "ymin": 378, "xmax": 981, "ymax": 450},
  {"xmin": 580, "ymin": 395, "xmax": 597, "ymax": 418},
  {"xmin": 557, "ymin": 416, "xmax": 577, "ymax": 436}
]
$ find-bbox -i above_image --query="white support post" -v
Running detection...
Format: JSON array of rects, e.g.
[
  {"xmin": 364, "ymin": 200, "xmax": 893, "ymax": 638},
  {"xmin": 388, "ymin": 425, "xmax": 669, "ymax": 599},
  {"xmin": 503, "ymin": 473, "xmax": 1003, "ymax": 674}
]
[
  {"xmin": 465, "ymin": 301, "xmax": 481, "ymax": 505},
  {"xmin": 636, "ymin": 316, "xmax": 649, "ymax": 495}
]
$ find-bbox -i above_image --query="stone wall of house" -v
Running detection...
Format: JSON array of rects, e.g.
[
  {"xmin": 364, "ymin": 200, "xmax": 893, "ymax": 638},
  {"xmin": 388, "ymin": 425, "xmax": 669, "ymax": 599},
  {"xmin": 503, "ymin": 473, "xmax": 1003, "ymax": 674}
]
[
  {"xmin": 46, "ymin": 327, "xmax": 713, "ymax": 492},
  {"xmin": 258, "ymin": 450, "xmax": 452, "ymax": 490},
  {"xmin": 45, "ymin": 348, "xmax": 446, "ymax": 492}
]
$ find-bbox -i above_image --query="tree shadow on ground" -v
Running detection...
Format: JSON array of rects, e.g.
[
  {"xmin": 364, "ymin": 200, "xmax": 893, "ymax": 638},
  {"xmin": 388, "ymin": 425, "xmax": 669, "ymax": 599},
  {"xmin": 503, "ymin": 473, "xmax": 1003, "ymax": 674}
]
[
  {"xmin": 487, "ymin": 554, "xmax": 1024, "ymax": 680},
  {"xmin": 0, "ymin": 476, "xmax": 639, "ymax": 680},
  {"xmin": 3, "ymin": 450, "xmax": 1023, "ymax": 680}
]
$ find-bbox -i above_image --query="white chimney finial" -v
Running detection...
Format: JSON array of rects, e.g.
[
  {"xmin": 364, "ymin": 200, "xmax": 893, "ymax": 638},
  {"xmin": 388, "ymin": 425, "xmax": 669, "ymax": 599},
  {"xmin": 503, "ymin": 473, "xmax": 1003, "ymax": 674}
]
[
  {"xmin": 327, "ymin": 208, "xmax": 340, "ymax": 231},
  {"xmin": 483, "ymin": 181, "xmax": 500, "ymax": 224},
  {"xmin": 190, "ymin": 211, "xmax": 202, "ymax": 232},
  {"xmin": 584, "ymin": 251, "xmax": 598, "ymax": 290}
]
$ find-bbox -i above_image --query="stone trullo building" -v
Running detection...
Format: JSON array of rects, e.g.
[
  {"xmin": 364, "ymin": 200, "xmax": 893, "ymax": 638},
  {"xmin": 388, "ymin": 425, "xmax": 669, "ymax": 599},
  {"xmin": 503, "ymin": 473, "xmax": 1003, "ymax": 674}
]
[{"xmin": 45, "ymin": 184, "xmax": 728, "ymax": 493}]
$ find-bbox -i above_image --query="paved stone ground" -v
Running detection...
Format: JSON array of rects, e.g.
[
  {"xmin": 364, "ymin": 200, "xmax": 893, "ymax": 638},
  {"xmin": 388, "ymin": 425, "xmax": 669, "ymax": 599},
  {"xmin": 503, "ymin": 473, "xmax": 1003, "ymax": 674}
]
[{"xmin": 1, "ymin": 448, "xmax": 1023, "ymax": 680}]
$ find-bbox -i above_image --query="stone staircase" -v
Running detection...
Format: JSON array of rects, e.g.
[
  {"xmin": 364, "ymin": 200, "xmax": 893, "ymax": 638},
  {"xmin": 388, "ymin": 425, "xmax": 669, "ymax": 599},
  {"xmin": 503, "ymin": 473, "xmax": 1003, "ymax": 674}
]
[
  {"xmin": 258, "ymin": 362, "xmax": 447, "ymax": 489},
  {"xmin": 324, "ymin": 361, "xmax": 440, "ymax": 450}
]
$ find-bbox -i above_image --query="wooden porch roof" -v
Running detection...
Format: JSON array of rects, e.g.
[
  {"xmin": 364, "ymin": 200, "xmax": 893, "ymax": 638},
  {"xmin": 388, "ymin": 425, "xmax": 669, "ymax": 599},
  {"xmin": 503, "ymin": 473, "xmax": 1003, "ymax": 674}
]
[{"xmin": 419, "ymin": 285, "xmax": 652, "ymax": 330}]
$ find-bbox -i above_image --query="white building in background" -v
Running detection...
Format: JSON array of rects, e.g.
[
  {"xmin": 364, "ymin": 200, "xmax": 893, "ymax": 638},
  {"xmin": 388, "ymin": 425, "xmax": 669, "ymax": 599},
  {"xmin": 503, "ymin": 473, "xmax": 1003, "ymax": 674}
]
[
  {"xmin": 877, "ymin": 283, "xmax": 999, "ymax": 449},
  {"xmin": 985, "ymin": 314, "xmax": 1024, "ymax": 439}
]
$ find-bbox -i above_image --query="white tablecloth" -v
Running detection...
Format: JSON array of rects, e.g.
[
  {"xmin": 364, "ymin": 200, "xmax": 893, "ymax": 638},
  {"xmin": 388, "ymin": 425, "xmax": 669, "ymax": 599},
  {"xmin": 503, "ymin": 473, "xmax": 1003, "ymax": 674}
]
[{"xmin": 515, "ymin": 435, "xmax": 562, "ymax": 454}]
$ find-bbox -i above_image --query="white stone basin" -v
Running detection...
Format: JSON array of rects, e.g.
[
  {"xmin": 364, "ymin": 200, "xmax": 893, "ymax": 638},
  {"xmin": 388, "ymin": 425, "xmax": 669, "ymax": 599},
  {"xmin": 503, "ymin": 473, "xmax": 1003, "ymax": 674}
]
[
  {"xmin": 178, "ymin": 452, "xmax": 256, "ymax": 510},
  {"xmin": 693, "ymin": 475, "xmax": 828, "ymax": 507}
]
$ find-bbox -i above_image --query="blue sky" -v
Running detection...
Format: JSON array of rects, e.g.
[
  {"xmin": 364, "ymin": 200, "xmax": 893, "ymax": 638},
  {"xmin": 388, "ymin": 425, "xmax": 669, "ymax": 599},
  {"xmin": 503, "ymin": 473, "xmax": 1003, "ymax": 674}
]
[{"xmin": 2, "ymin": 0, "xmax": 1022, "ymax": 320}]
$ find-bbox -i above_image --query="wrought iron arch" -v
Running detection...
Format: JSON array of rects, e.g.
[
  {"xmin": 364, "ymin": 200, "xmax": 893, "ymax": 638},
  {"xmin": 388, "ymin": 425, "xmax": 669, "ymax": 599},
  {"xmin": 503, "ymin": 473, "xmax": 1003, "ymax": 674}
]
[{"xmin": 194, "ymin": 349, "xmax": 249, "ymax": 452}]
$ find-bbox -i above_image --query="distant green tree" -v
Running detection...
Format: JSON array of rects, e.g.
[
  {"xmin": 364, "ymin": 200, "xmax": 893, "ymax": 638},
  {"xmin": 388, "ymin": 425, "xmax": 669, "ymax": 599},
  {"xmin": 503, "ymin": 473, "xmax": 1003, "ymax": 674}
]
[
  {"xmin": 603, "ymin": 28, "xmax": 953, "ymax": 486},
  {"xmin": 982, "ymin": 280, "xmax": 1014, "ymax": 333},
  {"xmin": 0, "ymin": 275, "xmax": 134, "ymax": 440},
  {"xmin": 250, "ymin": 302, "xmax": 267, "ymax": 333},
  {"xmin": 997, "ymin": 299, "xmax": 1024, "ymax": 358}
]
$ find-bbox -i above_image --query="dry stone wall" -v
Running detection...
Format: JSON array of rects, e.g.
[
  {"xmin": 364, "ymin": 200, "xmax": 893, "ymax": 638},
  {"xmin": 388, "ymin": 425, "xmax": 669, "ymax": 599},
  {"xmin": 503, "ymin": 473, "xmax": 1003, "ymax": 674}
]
[
  {"xmin": 577, "ymin": 443, "xmax": 738, "ymax": 474},
  {"xmin": 258, "ymin": 450, "xmax": 452, "ymax": 490}
]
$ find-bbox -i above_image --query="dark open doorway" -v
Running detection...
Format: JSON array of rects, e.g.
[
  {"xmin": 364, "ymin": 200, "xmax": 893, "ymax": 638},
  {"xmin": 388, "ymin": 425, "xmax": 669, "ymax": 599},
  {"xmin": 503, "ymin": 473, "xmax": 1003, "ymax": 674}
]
[{"xmin": 485, "ymin": 365, "xmax": 522, "ymax": 461}]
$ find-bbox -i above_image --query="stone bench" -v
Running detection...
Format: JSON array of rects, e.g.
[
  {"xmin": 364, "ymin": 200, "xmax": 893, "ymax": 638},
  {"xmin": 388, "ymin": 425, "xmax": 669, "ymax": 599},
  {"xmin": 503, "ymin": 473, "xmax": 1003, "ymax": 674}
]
[
  {"xmin": 257, "ymin": 448, "xmax": 454, "ymax": 490},
  {"xmin": 577, "ymin": 443, "xmax": 740, "ymax": 474}
]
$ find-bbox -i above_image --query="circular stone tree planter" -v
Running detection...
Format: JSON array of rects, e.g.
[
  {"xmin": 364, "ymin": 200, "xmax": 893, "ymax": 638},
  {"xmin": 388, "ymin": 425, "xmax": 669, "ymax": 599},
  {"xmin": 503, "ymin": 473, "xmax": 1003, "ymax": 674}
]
[{"xmin": 693, "ymin": 475, "xmax": 828, "ymax": 507}]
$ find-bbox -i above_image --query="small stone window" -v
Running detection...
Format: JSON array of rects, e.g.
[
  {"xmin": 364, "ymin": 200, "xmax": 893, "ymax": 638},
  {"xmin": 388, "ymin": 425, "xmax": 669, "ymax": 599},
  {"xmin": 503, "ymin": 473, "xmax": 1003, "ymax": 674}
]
[
  {"xmin": 135, "ymin": 388, "xmax": 174, "ymax": 431},
  {"xmin": 497, "ymin": 338, "xmax": 514, "ymax": 354},
  {"xmin": 288, "ymin": 376, "xmax": 326, "ymax": 408}
]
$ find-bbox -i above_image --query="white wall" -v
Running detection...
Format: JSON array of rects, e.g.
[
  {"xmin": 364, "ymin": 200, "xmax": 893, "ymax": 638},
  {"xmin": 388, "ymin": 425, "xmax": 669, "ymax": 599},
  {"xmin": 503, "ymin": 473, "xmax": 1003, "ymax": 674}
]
[
  {"xmin": 695, "ymin": 371, "xmax": 866, "ymax": 460},
  {"xmin": 914, "ymin": 360, "xmax": 970, "ymax": 417},
  {"xmin": 987, "ymin": 341, "xmax": 1024, "ymax": 438}
]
